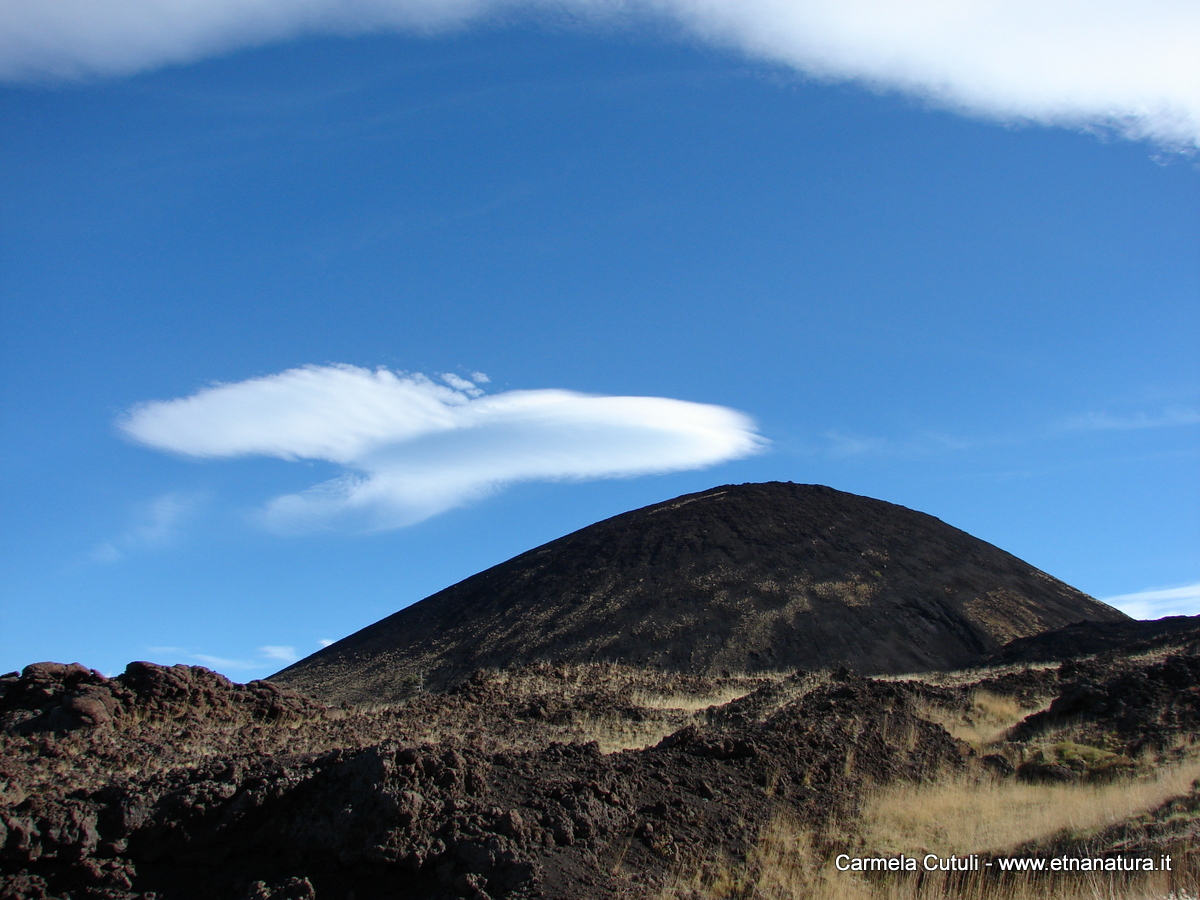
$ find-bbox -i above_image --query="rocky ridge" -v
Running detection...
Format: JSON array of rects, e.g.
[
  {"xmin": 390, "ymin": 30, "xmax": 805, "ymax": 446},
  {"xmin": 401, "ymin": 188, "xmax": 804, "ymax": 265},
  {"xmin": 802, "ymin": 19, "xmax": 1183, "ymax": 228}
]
[{"xmin": 3, "ymin": 630, "xmax": 1199, "ymax": 899}]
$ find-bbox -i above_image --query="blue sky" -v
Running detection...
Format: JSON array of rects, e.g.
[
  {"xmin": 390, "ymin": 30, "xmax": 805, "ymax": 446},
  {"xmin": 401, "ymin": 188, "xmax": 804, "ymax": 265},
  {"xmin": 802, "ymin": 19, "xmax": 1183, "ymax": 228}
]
[{"xmin": 2, "ymin": 2, "xmax": 1198, "ymax": 680}]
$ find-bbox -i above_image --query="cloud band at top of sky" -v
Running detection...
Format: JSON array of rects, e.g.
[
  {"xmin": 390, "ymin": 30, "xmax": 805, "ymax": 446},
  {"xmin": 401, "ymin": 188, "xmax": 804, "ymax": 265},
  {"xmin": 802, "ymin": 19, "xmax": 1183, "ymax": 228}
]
[
  {"xmin": 1, "ymin": 0, "xmax": 1198, "ymax": 150},
  {"xmin": 119, "ymin": 364, "xmax": 766, "ymax": 532}
]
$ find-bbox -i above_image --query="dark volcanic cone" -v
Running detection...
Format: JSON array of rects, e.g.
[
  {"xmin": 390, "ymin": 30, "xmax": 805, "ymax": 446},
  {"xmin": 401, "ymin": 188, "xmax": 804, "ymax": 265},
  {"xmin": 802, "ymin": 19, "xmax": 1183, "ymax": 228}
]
[{"xmin": 272, "ymin": 483, "xmax": 1127, "ymax": 701}]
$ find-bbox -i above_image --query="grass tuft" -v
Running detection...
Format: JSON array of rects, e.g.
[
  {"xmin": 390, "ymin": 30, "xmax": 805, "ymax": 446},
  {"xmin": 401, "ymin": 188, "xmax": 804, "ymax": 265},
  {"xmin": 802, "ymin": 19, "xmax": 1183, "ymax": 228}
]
[{"xmin": 862, "ymin": 759, "xmax": 1200, "ymax": 857}]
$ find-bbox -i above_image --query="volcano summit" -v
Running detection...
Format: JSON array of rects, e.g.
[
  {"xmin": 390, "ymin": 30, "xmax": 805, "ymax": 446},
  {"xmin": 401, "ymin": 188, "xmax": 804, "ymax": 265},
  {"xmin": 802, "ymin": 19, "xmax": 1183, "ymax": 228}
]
[
  {"xmin": 273, "ymin": 483, "xmax": 1126, "ymax": 701},
  {"xmin": 7, "ymin": 482, "xmax": 1196, "ymax": 900}
]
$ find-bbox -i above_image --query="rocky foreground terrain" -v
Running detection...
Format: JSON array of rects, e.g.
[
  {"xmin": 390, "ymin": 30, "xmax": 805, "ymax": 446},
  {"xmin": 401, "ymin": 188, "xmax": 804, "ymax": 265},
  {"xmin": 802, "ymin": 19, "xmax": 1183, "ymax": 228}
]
[{"xmin": 3, "ymin": 618, "xmax": 1199, "ymax": 900}]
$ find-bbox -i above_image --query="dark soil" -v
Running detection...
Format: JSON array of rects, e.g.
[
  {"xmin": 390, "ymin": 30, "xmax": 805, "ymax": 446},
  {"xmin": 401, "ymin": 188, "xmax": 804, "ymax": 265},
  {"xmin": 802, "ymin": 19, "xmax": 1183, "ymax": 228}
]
[
  {"xmin": 1009, "ymin": 652, "xmax": 1200, "ymax": 755},
  {"xmin": 982, "ymin": 615, "xmax": 1200, "ymax": 666}
]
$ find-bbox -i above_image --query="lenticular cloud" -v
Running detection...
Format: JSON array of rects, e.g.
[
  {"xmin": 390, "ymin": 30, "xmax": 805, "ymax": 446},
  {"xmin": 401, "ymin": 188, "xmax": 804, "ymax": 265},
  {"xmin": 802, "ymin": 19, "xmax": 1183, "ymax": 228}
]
[
  {"xmin": 119, "ymin": 365, "xmax": 765, "ymax": 531},
  {"xmin": 2, "ymin": 0, "xmax": 1198, "ymax": 150}
]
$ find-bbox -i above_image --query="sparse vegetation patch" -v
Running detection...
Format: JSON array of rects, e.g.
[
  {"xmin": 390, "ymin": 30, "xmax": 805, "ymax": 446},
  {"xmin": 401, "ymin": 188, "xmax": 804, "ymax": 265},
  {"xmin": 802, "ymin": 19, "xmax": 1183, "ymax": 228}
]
[{"xmin": 3, "ymin": 636, "xmax": 1199, "ymax": 899}]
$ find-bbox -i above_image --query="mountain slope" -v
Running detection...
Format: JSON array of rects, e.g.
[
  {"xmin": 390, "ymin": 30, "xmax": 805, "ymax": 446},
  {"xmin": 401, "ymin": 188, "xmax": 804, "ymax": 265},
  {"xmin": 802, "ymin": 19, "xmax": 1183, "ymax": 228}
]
[{"xmin": 272, "ymin": 483, "xmax": 1127, "ymax": 701}]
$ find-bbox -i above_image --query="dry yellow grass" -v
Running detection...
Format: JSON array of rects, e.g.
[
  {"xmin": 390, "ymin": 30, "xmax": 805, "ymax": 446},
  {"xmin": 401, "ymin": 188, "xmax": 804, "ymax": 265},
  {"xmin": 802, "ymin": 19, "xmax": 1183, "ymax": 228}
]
[
  {"xmin": 918, "ymin": 689, "xmax": 1042, "ymax": 749},
  {"xmin": 632, "ymin": 684, "xmax": 763, "ymax": 712},
  {"xmin": 862, "ymin": 758, "xmax": 1200, "ymax": 857},
  {"xmin": 872, "ymin": 662, "xmax": 1060, "ymax": 688},
  {"xmin": 571, "ymin": 711, "xmax": 692, "ymax": 754},
  {"xmin": 484, "ymin": 663, "xmax": 782, "ymax": 702},
  {"xmin": 657, "ymin": 724, "xmax": 1200, "ymax": 900},
  {"xmin": 658, "ymin": 813, "xmax": 1196, "ymax": 900},
  {"xmin": 469, "ymin": 664, "xmax": 799, "ymax": 752}
]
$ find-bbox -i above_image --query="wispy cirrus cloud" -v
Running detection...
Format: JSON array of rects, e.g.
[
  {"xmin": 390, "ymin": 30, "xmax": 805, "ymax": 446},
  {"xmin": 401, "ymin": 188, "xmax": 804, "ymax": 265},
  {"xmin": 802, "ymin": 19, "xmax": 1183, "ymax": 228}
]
[
  {"xmin": 1063, "ymin": 407, "xmax": 1200, "ymax": 432},
  {"xmin": 119, "ymin": 364, "xmax": 764, "ymax": 532},
  {"xmin": 89, "ymin": 491, "xmax": 202, "ymax": 563},
  {"xmin": 820, "ymin": 428, "xmax": 972, "ymax": 459},
  {"xmin": 149, "ymin": 644, "xmax": 302, "ymax": 674},
  {"xmin": 2, "ymin": 1, "xmax": 1197, "ymax": 150},
  {"xmin": 1101, "ymin": 582, "xmax": 1200, "ymax": 620},
  {"xmin": 816, "ymin": 400, "xmax": 1200, "ymax": 462},
  {"xmin": 259, "ymin": 645, "xmax": 300, "ymax": 663}
]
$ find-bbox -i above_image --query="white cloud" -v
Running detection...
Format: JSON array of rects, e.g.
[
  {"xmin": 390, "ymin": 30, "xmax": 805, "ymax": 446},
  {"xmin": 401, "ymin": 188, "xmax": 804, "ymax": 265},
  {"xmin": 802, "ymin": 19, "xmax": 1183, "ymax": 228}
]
[
  {"xmin": 191, "ymin": 653, "xmax": 262, "ymax": 672},
  {"xmin": 1, "ymin": 1, "xmax": 1197, "ymax": 149},
  {"xmin": 318, "ymin": 638, "xmax": 336, "ymax": 647},
  {"xmin": 120, "ymin": 364, "xmax": 764, "ymax": 532},
  {"xmin": 660, "ymin": 0, "xmax": 1200, "ymax": 149},
  {"xmin": 148, "ymin": 644, "xmax": 305, "ymax": 675},
  {"xmin": 89, "ymin": 491, "xmax": 200, "ymax": 563},
  {"xmin": 439, "ymin": 372, "xmax": 486, "ymax": 396},
  {"xmin": 259, "ymin": 645, "xmax": 299, "ymax": 662},
  {"xmin": 820, "ymin": 428, "xmax": 971, "ymax": 458},
  {"xmin": 89, "ymin": 543, "xmax": 124, "ymax": 564},
  {"xmin": 1064, "ymin": 407, "xmax": 1200, "ymax": 432},
  {"xmin": 1101, "ymin": 582, "xmax": 1200, "ymax": 619}
]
